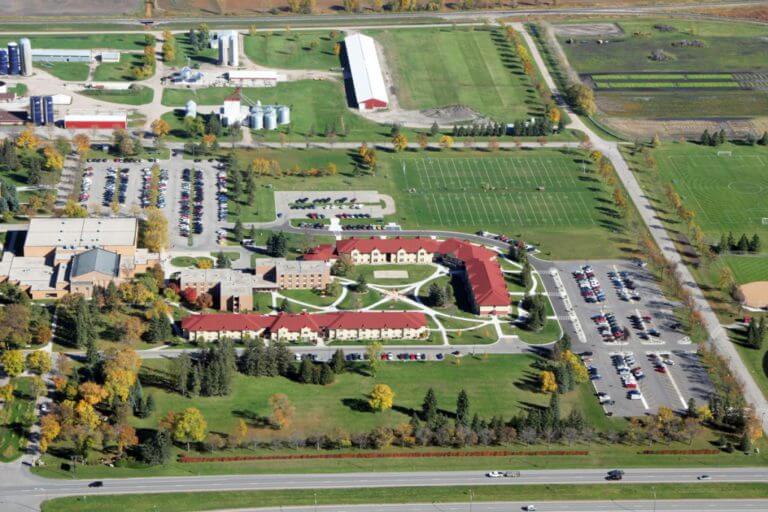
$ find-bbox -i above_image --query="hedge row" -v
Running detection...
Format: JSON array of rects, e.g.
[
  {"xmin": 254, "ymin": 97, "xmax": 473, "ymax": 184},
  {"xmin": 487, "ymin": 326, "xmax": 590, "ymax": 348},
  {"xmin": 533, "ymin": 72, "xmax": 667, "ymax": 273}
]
[
  {"xmin": 639, "ymin": 449, "xmax": 719, "ymax": 455},
  {"xmin": 179, "ymin": 449, "xmax": 590, "ymax": 464}
]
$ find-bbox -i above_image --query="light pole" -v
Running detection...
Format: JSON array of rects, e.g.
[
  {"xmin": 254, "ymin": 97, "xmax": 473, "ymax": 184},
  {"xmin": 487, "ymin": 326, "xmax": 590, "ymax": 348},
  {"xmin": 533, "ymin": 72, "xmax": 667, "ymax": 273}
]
[
  {"xmin": 652, "ymin": 485, "xmax": 657, "ymax": 512},
  {"xmin": 469, "ymin": 489, "xmax": 474, "ymax": 512},
  {"xmin": 313, "ymin": 491, "xmax": 317, "ymax": 512}
]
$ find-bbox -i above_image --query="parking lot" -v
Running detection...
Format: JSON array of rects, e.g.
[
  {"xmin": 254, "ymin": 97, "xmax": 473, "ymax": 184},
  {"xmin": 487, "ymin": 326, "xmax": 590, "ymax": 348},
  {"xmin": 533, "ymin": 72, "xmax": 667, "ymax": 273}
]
[
  {"xmin": 543, "ymin": 259, "xmax": 713, "ymax": 416},
  {"xmin": 81, "ymin": 157, "xmax": 223, "ymax": 250},
  {"xmin": 274, "ymin": 191, "xmax": 392, "ymax": 220}
]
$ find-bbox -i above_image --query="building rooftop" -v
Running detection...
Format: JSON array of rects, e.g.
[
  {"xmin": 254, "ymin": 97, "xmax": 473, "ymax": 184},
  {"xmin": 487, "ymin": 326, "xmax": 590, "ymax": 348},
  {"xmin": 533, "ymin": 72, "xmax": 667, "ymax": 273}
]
[
  {"xmin": 24, "ymin": 218, "xmax": 138, "ymax": 250},
  {"xmin": 70, "ymin": 248, "xmax": 120, "ymax": 279},
  {"xmin": 6, "ymin": 255, "xmax": 58, "ymax": 291},
  {"xmin": 344, "ymin": 33, "xmax": 388, "ymax": 105},
  {"xmin": 31, "ymin": 49, "xmax": 92, "ymax": 57},
  {"xmin": 275, "ymin": 259, "xmax": 327, "ymax": 275}
]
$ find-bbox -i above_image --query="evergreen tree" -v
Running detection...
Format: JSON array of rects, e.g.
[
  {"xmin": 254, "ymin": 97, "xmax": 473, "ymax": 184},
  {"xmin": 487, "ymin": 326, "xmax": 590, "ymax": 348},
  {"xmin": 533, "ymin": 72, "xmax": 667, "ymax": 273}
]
[
  {"xmin": 700, "ymin": 129, "xmax": 711, "ymax": 146},
  {"xmin": 430, "ymin": 122, "xmax": 439, "ymax": 136},
  {"xmin": 173, "ymin": 352, "xmax": 193, "ymax": 395},
  {"xmin": 330, "ymin": 349, "xmax": 346, "ymax": 374},
  {"xmin": 266, "ymin": 232, "xmax": 288, "ymax": 257},
  {"xmin": 299, "ymin": 358, "xmax": 314, "ymax": 384},
  {"xmin": 718, "ymin": 233, "xmax": 729, "ymax": 254},
  {"xmin": 521, "ymin": 261, "xmax": 533, "ymax": 291},
  {"xmin": 548, "ymin": 392, "xmax": 561, "ymax": 425},
  {"xmin": 737, "ymin": 234, "xmax": 750, "ymax": 252},
  {"xmin": 456, "ymin": 389, "xmax": 470, "ymax": 427},
  {"xmin": 319, "ymin": 363, "xmax": 335, "ymax": 385},
  {"xmin": 427, "ymin": 282, "xmax": 446, "ymax": 307},
  {"xmin": 749, "ymin": 234, "xmax": 761, "ymax": 253},
  {"xmin": 272, "ymin": 342, "xmax": 294, "ymax": 377},
  {"xmin": 239, "ymin": 338, "xmax": 265, "ymax": 376},
  {"xmin": 85, "ymin": 336, "xmax": 99, "ymax": 369},
  {"xmin": 216, "ymin": 251, "xmax": 232, "ymax": 269},
  {"xmin": 422, "ymin": 388, "xmax": 438, "ymax": 426},
  {"xmin": 686, "ymin": 397, "xmax": 698, "ymax": 418},
  {"xmin": 727, "ymin": 232, "xmax": 736, "ymax": 251},
  {"xmin": 233, "ymin": 220, "xmax": 244, "ymax": 241}
]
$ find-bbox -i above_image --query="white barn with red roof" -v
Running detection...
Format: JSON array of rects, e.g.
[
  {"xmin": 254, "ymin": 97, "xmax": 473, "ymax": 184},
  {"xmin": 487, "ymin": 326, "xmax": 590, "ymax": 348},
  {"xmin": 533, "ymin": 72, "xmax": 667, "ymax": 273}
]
[{"xmin": 344, "ymin": 33, "xmax": 389, "ymax": 111}]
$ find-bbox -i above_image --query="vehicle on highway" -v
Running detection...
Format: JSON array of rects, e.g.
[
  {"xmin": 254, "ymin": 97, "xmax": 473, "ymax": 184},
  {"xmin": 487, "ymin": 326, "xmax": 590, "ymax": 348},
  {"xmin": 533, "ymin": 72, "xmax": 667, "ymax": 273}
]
[
  {"xmin": 504, "ymin": 471, "xmax": 521, "ymax": 478},
  {"xmin": 698, "ymin": 474, "xmax": 712, "ymax": 480},
  {"xmin": 523, "ymin": 506, "xmax": 536, "ymax": 511},
  {"xmin": 606, "ymin": 469, "xmax": 624, "ymax": 481},
  {"xmin": 486, "ymin": 471, "xmax": 504, "ymax": 478},
  {"xmin": 88, "ymin": 481, "xmax": 104, "ymax": 488}
]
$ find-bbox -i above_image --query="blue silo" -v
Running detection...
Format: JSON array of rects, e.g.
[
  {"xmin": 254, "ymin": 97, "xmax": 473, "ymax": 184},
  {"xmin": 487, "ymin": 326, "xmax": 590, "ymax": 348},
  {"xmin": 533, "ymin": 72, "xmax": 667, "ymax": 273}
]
[
  {"xmin": 0, "ymin": 50, "xmax": 8, "ymax": 75},
  {"xmin": 44, "ymin": 96, "xmax": 54, "ymax": 125},
  {"xmin": 8, "ymin": 42, "xmax": 20, "ymax": 75},
  {"xmin": 30, "ymin": 96, "xmax": 43, "ymax": 126}
]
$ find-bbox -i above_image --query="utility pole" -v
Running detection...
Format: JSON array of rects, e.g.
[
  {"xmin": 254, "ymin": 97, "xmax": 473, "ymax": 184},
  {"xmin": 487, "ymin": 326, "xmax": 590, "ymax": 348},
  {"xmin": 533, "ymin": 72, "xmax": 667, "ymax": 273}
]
[{"xmin": 469, "ymin": 489, "xmax": 474, "ymax": 512}]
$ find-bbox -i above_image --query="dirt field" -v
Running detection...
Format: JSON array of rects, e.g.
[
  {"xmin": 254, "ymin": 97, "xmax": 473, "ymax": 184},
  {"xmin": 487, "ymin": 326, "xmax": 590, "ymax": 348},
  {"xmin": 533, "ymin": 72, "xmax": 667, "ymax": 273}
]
[
  {"xmin": 604, "ymin": 116, "xmax": 768, "ymax": 140},
  {"xmin": 1, "ymin": 0, "xmax": 142, "ymax": 16},
  {"xmin": 552, "ymin": 22, "xmax": 623, "ymax": 37},
  {"xmin": 699, "ymin": 5, "xmax": 768, "ymax": 23},
  {"xmin": 739, "ymin": 281, "xmax": 768, "ymax": 309}
]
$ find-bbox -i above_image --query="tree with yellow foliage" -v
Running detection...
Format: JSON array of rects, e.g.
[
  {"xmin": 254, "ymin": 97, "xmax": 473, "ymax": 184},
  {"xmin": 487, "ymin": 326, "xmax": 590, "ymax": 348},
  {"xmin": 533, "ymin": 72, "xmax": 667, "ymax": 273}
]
[
  {"xmin": 40, "ymin": 414, "xmax": 61, "ymax": 453},
  {"xmin": 439, "ymin": 134, "xmax": 454, "ymax": 150},
  {"xmin": 72, "ymin": 133, "xmax": 91, "ymax": 158},
  {"xmin": 368, "ymin": 383, "xmax": 395, "ymax": 412},
  {"xmin": 63, "ymin": 199, "xmax": 88, "ymax": 218},
  {"xmin": 25, "ymin": 350, "xmax": 52, "ymax": 375},
  {"xmin": 1, "ymin": 350, "xmax": 24, "ymax": 377},
  {"xmin": 173, "ymin": 407, "xmax": 207, "ymax": 450},
  {"xmin": 268, "ymin": 393, "xmax": 295, "ymax": 429},
  {"xmin": 0, "ymin": 383, "xmax": 15, "ymax": 404},
  {"xmin": 78, "ymin": 381, "xmax": 108, "ymax": 406},
  {"xmin": 103, "ymin": 347, "xmax": 141, "ymax": 403},
  {"xmin": 16, "ymin": 129, "xmax": 40, "ymax": 150},
  {"xmin": 142, "ymin": 207, "xmax": 169, "ymax": 252},
  {"xmin": 392, "ymin": 134, "xmax": 408, "ymax": 152},
  {"xmin": 151, "ymin": 118, "xmax": 170, "ymax": 140},
  {"xmin": 548, "ymin": 107, "xmax": 561, "ymax": 125},
  {"xmin": 539, "ymin": 370, "xmax": 558, "ymax": 394}
]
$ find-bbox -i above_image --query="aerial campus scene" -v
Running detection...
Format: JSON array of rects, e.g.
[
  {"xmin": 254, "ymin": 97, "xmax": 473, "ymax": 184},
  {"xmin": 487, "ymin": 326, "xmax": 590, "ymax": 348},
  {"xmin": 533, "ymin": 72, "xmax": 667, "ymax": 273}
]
[{"xmin": 1, "ymin": 0, "xmax": 768, "ymax": 511}]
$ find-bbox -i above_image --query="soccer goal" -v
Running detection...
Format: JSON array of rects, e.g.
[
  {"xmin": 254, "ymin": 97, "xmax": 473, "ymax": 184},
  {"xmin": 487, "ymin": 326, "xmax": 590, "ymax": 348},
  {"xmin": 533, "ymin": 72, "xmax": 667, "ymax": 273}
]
[
  {"xmin": 762, "ymin": 218, "xmax": 768, "ymax": 225},
  {"xmin": 717, "ymin": 151, "xmax": 733, "ymax": 157}
]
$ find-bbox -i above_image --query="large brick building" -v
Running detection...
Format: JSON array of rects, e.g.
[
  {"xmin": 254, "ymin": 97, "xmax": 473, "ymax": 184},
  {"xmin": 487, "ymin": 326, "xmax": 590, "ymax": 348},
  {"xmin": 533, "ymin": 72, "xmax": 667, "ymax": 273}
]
[
  {"xmin": 305, "ymin": 237, "xmax": 510, "ymax": 316},
  {"xmin": 182, "ymin": 311, "xmax": 429, "ymax": 344}
]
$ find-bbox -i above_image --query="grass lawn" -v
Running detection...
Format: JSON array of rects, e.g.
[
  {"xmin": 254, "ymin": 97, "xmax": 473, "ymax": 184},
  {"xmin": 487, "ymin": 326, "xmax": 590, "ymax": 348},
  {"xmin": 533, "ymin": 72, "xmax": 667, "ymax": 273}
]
[
  {"xmin": 160, "ymin": 110, "xmax": 242, "ymax": 144},
  {"xmin": 34, "ymin": 62, "xmax": 89, "ymax": 81},
  {"xmin": 0, "ymin": 34, "xmax": 147, "ymax": 50},
  {"xmin": 446, "ymin": 323, "xmax": 498, "ymax": 345},
  {"xmin": 40, "ymin": 483, "xmax": 768, "ymax": 512},
  {"xmin": 228, "ymin": 148, "xmax": 631, "ymax": 260},
  {"xmin": 654, "ymin": 143, "xmax": 768, "ymax": 244},
  {"xmin": 371, "ymin": 27, "xmax": 542, "ymax": 121},
  {"xmin": 92, "ymin": 53, "xmax": 147, "ymax": 82},
  {"xmin": 170, "ymin": 256, "xmax": 214, "ymax": 268},
  {"xmin": 515, "ymin": 318, "xmax": 562, "ymax": 345},
  {"xmin": 279, "ymin": 288, "xmax": 339, "ymax": 308},
  {"xmin": 336, "ymin": 287, "xmax": 383, "ymax": 310},
  {"xmin": 160, "ymin": 81, "xmax": 385, "ymax": 141},
  {"xmin": 0, "ymin": 377, "xmax": 35, "ymax": 462},
  {"xmin": 243, "ymin": 30, "xmax": 343, "ymax": 70},
  {"xmin": 252, "ymin": 292, "xmax": 274, "ymax": 313},
  {"xmin": 352, "ymin": 264, "xmax": 437, "ymax": 286},
  {"xmin": 78, "ymin": 86, "xmax": 153, "ymax": 105}
]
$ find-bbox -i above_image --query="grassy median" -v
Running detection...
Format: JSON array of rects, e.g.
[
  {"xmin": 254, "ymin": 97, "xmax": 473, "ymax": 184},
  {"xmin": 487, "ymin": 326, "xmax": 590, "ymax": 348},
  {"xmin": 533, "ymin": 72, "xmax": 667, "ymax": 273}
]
[{"xmin": 42, "ymin": 483, "xmax": 768, "ymax": 512}]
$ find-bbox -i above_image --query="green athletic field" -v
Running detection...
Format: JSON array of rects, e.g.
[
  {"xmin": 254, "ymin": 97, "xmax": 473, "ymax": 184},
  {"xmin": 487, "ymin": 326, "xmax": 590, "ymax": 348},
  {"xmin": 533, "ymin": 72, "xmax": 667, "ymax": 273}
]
[
  {"xmin": 370, "ymin": 27, "xmax": 542, "ymax": 121},
  {"xmin": 393, "ymin": 154, "xmax": 600, "ymax": 231},
  {"xmin": 655, "ymin": 144, "xmax": 768, "ymax": 242}
]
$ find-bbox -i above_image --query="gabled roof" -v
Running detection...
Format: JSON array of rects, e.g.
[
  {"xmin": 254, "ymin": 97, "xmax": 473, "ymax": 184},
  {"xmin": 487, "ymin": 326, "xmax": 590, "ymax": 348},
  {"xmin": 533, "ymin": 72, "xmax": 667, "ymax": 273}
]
[
  {"xmin": 224, "ymin": 87, "xmax": 241, "ymax": 102},
  {"xmin": 336, "ymin": 237, "xmax": 441, "ymax": 255},
  {"xmin": 344, "ymin": 33, "xmax": 388, "ymax": 105},
  {"xmin": 70, "ymin": 248, "xmax": 120, "ymax": 279},
  {"xmin": 181, "ymin": 313, "xmax": 272, "ymax": 333}
]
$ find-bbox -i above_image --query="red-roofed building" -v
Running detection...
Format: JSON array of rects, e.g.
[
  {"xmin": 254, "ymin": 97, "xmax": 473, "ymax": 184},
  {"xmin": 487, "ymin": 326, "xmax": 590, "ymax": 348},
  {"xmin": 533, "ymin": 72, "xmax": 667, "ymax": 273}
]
[
  {"xmin": 304, "ymin": 237, "xmax": 510, "ymax": 316},
  {"xmin": 182, "ymin": 311, "xmax": 429, "ymax": 343}
]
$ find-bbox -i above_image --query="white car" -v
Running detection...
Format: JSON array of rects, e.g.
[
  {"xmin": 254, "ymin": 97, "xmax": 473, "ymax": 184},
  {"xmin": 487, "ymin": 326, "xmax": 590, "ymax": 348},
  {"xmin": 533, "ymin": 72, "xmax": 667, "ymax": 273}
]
[
  {"xmin": 486, "ymin": 471, "xmax": 504, "ymax": 478},
  {"xmin": 523, "ymin": 506, "xmax": 536, "ymax": 512},
  {"xmin": 663, "ymin": 359, "xmax": 675, "ymax": 366}
]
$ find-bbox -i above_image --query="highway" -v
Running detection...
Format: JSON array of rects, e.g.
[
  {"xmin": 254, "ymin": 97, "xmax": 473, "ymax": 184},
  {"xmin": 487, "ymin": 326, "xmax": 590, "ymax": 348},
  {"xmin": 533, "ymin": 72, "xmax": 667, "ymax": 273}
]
[{"xmin": 220, "ymin": 501, "xmax": 768, "ymax": 512}]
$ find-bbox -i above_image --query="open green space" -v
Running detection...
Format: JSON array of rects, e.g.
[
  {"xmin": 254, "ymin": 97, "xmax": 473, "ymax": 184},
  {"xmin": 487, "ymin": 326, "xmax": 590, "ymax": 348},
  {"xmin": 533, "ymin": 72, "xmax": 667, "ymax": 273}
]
[
  {"xmin": 170, "ymin": 256, "xmax": 214, "ymax": 268},
  {"xmin": 78, "ymin": 86, "xmax": 153, "ymax": 105},
  {"xmin": 40, "ymin": 483, "xmax": 768, "ymax": 512},
  {"xmin": 279, "ymin": 288, "xmax": 340, "ymax": 308},
  {"xmin": 594, "ymin": 80, "xmax": 738, "ymax": 90},
  {"xmin": 92, "ymin": 53, "xmax": 146, "ymax": 82},
  {"xmin": 336, "ymin": 287, "xmax": 383, "ymax": 310},
  {"xmin": 352, "ymin": 264, "xmax": 437, "ymax": 286},
  {"xmin": 34, "ymin": 62, "xmax": 89, "ymax": 81},
  {"xmin": 162, "ymin": 81, "xmax": 385, "ymax": 141},
  {"xmin": 0, "ymin": 377, "xmax": 36, "ymax": 462},
  {"xmin": 515, "ymin": 318, "xmax": 562, "ymax": 345},
  {"xmin": 371, "ymin": 26, "xmax": 542, "ymax": 121},
  {"xmin": 559, "ymin": 19, "xmax": 768, "ymax": 74},
  {"xmin": 654, "ymin": 143, "xmax": 768, "ymax": 243},
  {"xmin": 244, "ymin": 30, "xmax": 343, "ymax": 70},
  {"xmin": 0, "ymin": 34, "xmax": 147, "ymax": 50}
]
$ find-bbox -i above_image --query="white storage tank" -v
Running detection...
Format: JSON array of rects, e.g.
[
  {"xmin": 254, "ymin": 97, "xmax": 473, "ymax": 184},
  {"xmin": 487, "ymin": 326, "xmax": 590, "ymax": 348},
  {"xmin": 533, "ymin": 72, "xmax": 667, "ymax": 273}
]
[
  {"xmin": 250, "ymin": 111, "xmax": 263, "ymax": 130},
  {"xmin": 185, "ymin": 100, "xmax": 197, "ymax": 118},
  {"xmin": 263, "ymin": 107, "xmax": 277, "ymax": 130},
  {"xmin": 277, "ymin": 105, "xmax": 290, "ymax": 125}
]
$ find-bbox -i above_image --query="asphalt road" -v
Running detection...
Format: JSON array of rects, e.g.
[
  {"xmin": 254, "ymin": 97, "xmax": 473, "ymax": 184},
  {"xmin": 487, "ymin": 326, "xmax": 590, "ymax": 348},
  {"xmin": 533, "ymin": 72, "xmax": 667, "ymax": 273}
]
[{"xmin": 224, "ymin": 501, "xmax": 768, "ymax": 512}]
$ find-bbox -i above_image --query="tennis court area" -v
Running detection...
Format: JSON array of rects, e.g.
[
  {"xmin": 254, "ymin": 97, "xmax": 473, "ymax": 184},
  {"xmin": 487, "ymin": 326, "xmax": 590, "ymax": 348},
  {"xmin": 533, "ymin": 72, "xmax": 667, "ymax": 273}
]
[
  {"xmin": 659, "ymin": 147, "xmax": 768, "ymax": 236},
  {"xmin": 394, "ymin": 153, "xmax": 599, "ymax": 231}
]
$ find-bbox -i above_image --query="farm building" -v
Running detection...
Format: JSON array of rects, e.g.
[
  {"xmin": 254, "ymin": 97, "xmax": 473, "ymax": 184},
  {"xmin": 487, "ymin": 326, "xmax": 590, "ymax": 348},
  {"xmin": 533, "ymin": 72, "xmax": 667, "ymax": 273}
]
[
  {"xmin": 31, "ymin": 49, "xmax": 91, "ymax": 63},
  {"xmin": 343, "ymin": 33, "xmax": 388, "ymax": 111},
  {"xmin": 63, "ymin": 112, "xmax": 127, "ymax": 130},
  {"xmin": 225, "ymin": 70, "xmax": 279, "ymax": 87}
]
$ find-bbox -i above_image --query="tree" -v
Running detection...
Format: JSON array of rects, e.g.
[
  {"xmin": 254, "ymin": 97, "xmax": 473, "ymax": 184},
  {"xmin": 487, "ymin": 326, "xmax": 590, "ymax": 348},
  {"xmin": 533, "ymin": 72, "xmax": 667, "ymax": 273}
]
[
  {"xmin": 521, "ymin": 261, "xmax": 533, "ymax": 292},
  {"xmin": 1, "ymin": 350, "xmax": 24, "ymax": 377},
  {"xmin": 565, "ymin": 82, "xmax": 596, "ymax": 116},
  {"xmin": 72, "ymin": 133, "xmax": 90, "ymax": 158},
  {"xmin": 268, "ymin": 393, "xmax": 295, "ymax": 429},
  {"xmin": 151, "ymin": 118, "xmax": 170, "ymax": 140},
  {"xmin": 369, "ymin": 383, "xmax": 395, "ymax": 412},
  {"xmin": 331, "ymin": 349, "xmax": 346, "ymax": 374},
  {"xmin": 138, "ymin": 429, "xmax": 172, "ymax": 465},
  {"xmin": 78, "ymin": 381, "xmax": 107, "ymax": 406},
  {"xmin": 266, "ymin": 232, "xmax": 288, "ymax": 257},
  {"xmin": 173, "ymin": 407, "xmax": 208, "ymax": 450},
  {"xmin": 366, "ymin": 341, "xmax": 382, "ymax": 376},
  {"xmin": 143, "ymin": 207, "xmax": 169, "ymax": 252},
  {"xmin": 392, "ymin": 134, "xmax": 408, "ymax": 152},
  {"xmin": 39, "ymin": 414, "xmax": 61, "ymax": 453},
  {"xmin": 422, "ymin": 388, "xmax": 438, "ymax": 425},
  {"xmin": 0, "ymin": 383, "xmax": 15, "ymax": 404},
  {"xmin": 114, "ymin": 422, "xmax": 139, "ymax": 456},
  {"xmin": 148, "ymin": 312, "xmax": 173, "ymax": 343},
  {"xmin": 456, "ymin": 389, "xmax": 470, "ymax": 427},
  {"xmin": 25, "ymin": 350, "xmax": 52, "ymax": 375},
  {"xmin": 233, "ymin": 219, "xmax": 244, "ymax": 241},
  {"xmin": 427, "ymin": 282, "xmax": 447, "ymax": 307},
  {"xmin": 430, "ymin": 122, "xmax": 440, "ymax": 136},
  {"xmin": 439, "ymin": 135, "xmax": 454, "ymax": 150},
  {"xmin": 216, "ymin": 251, "xmax": 232, "ymax": 269},
  {"xmin": 103, "ymin": 347, "xmax": 142, "ymax": 403},
  {"xmin": 540, "ymin": 370, "xmax": 558, "ymax": 393}
]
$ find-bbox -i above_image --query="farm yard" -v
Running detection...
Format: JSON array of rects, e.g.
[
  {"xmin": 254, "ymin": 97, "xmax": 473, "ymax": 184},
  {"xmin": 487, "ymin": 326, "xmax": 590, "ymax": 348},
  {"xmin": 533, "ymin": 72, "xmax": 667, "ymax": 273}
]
[
  {"xmin": 371, "ymin": 27, "xmax": 544, "ymax": 121},
  {"xmin": 556, "ymin": 19, "xmax": 768, "ymax": 119},
  {"xmin": 243, "ymin": 30, "xmax": 344, "ymax": 70},
  {"xmin": 654, "ymin": 144, "xmax": 768, "ymax": 240}
]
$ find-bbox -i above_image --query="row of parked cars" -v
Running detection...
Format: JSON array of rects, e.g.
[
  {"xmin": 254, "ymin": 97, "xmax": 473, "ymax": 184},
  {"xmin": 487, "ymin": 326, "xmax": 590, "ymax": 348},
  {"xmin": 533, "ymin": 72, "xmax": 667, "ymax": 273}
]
[
  {"xmin": 630, "ymin": 313, "xmax": 661, "ymax": 340},
  {"xmin": 179, "ymin": 168, "xmax": 203, "ymax": 237},
  {"xmin": 574, "ymin": 265, "xmax": 606, "ymax": 303},
  {"xmin": 216, "ymin": 170, "xmax": 227, "ymax": 222},
  {"xmin": 79, "ymin": 166, "xmax": 94, "ymax": 202},
  {"xmin": 103, "ymin": 167, "xmax": 128, "ymax": 207},
  {"xmin": 611, "ymin": 352, "xmax": 644, "ymax": 400},
  {"xmin": 592, "ymin": 312, "xmax": 627, "ymax": 343},
  {"xmin": 140, "ymin": 167, "xmax": 169, "ymax": 209},
  {"xmin": 608, "ymin": 270, "xmax": 641, "ymax": 302}
]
